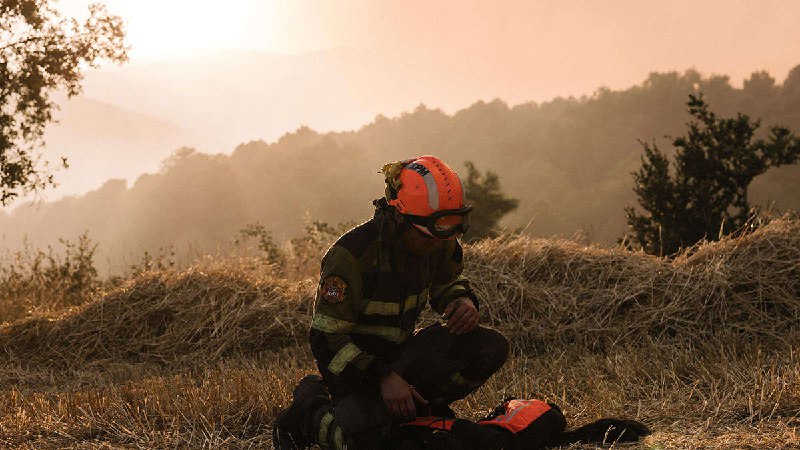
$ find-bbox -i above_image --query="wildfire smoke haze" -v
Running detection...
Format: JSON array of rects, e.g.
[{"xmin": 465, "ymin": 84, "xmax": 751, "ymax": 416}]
[{"xmin": 2, "ymin": 2, "xmax": 800, "ymax": 448}]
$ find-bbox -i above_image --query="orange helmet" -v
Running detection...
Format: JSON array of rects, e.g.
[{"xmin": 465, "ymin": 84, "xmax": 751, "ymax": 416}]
[{"xmin": 381, "ymin": 155, "xmax": 472, "ymax": 239}]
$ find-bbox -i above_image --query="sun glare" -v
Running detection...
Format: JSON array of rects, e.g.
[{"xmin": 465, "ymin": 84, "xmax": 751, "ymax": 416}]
[
  {"xmin": 127, "ymin": 2, "xmax": 256, "ymax": 56},
  {"xmin": 59, "ymin": 0, "xmax": 269, "ymax": 58}
]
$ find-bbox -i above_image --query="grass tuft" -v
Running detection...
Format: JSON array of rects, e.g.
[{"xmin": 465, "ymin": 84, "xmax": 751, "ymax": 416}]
[{"xmin": 2, "ymin": 217, "xmax": 800, "ymax": 448}]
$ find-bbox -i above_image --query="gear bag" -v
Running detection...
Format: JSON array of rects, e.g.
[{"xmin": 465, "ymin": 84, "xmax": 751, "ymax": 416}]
[
  {"xmin": 394, "ymin": 396, "xmax": 649, "ymax": 450},
  {"xmin": 396, "ymin": 398, "xmax": 566, "ymax": 450},
  {"xmin": 478, "ymin": 398, "xmax": 567, "ymax": 449}
]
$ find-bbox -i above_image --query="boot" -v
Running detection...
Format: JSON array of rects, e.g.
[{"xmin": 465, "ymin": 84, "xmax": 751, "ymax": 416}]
[{"xmin": 272, "ymin": 375, "xmax": 331, "ymax": 449}]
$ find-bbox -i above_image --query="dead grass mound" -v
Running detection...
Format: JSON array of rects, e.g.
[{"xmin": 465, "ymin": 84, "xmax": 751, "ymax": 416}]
[
  {"xmin": 2, "ymin": 218, "xmax": 798, "ymax": 367},
  {"xmin": 468, "ymin": 217, "xmax": 800, "ymax": 349},
  {"xmin": 0, "ymin": 266, "xmax": 314, "ymax": 366}
]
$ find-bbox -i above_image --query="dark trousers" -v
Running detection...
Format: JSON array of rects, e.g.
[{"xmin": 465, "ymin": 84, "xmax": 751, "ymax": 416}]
[{"xmin": 318, "ymin": 324, "xmax": 509, "ymax": 449}]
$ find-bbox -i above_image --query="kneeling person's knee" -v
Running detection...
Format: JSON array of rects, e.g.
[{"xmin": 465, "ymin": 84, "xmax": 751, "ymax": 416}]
[{"xmin": 463, "ymin": 327, "xmax": 509, "ymax": 380}]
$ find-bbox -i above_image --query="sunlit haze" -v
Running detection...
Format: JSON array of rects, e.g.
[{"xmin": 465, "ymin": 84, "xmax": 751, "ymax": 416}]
[
  {"xmin": 2, "ymin": 4, "xmax": 800, "ymax": 444},
  {"xmin": 59, "ymin": 0, "xmax": 800, "ymax": 94},
  {"xmin": 58, "ymin": 0, "xmax": 269, "ymax": 56},
  {"xmin": 7, "ymin": 0, "xmax": 800, "ymax": 208}
]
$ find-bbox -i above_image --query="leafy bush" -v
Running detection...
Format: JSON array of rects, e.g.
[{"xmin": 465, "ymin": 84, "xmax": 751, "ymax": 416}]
[
  {"xmin": 463, "ymin": 161, "xmax": 519, "ymax": 240},
  {"xmin": 624, "ymin": 94, "xmax": 800, "ymax": 255},
  {"xmin": 234, "ymin": 217, "xmax": 355, "ymax": 280},
  {"xmin": 0, "ymin": 232, "xmax": 99, "ymax": 321}
]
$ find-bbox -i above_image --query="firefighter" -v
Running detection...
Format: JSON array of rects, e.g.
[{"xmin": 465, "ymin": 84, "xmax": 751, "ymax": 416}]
[{"xmin": 273, "ymin": 155, "xmax": 509, "ymax": 449}]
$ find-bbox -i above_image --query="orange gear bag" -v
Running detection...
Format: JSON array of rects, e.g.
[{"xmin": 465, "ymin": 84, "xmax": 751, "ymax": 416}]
[{"xmin": 478, "ymin": 399, "xmax": 553, "ymax": 432}]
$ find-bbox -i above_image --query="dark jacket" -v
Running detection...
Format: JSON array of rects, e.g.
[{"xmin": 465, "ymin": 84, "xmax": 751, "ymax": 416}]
[{"xmin": 309, "ymin": 201, "xmax": 478, "ymax": 398}]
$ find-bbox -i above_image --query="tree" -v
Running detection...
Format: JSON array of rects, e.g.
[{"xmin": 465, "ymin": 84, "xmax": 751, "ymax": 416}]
[
  {"xmin": 782, "ymin": 64, "xmax": 800, "ymax": 116},
  {"xmin": 462, "ymin": 161, "xmax": 519, "ymax": 240},
  {"xmin": 624, "ymin": 94, "xmax": 800, "ymax": 256},
  {"xmin": 1, "ymin": 0, "xmax": 128, "ymax": 205}
]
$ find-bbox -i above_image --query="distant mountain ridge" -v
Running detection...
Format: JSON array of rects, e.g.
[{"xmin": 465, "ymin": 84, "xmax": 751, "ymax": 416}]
[
  {"xmin": 78, "ymin": 47, "xmax": 557, "ymax": 148},
  {"xmin": 38, "ymin": 95, "xmax": 197, "ymax": 202},
  {"xmin": 52, "ymin": 95, "xmax": 184, "ymax": 141},
  {"xmin": 2, "ymin": 66, "xmax": 799, "ymax": 275}
]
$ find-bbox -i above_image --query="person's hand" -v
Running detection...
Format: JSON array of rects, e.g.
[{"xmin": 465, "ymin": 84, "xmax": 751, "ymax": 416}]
[
  {"xmin": 379, "ymin": 371, "xmax": 428, "ymax": 420},
  {"xmin": 443, "ymin": 297, "xmax": 479, "ymax": 334}
]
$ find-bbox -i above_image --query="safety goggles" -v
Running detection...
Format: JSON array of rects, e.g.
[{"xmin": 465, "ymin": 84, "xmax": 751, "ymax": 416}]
[{"xmin": 404, "ymin": 206, "xmax": 473, "ymax": 240}]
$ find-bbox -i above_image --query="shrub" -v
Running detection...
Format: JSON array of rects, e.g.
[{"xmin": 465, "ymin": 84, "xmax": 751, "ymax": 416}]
[{"xmin": 0, "ymin": 232, "xmax": 99, "ymax": 321}]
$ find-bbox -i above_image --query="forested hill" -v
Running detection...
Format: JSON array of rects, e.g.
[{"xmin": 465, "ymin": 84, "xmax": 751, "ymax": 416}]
[{"xmin": 2, "ymin": 67, "xmax": 799, "ymax": 271}]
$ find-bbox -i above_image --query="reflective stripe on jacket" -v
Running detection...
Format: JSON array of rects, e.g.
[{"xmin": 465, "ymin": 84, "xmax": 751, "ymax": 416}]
[{"xmin": 309, "ymin": 203, "xmax": 478, "ymax": 397}]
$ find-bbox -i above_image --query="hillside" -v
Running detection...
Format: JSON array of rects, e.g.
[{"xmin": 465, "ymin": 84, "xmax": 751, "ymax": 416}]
[
  {"xmin": 78, "ymin": 47, "xmax": 592, "ymax": 148},
  {"xmin": 36, "ymin": 95, "xmax": 199, "ymax": 201},
  {"xmin": 3, "ymin": 217, "xmax": 799, "ymax": 363},
  {"xmin": 1, "ymin": 218, "xmax": 798, "ymax": 448},
  {"xmin": 2, "ymin": 66, "xmax": 800, "ymax": 273}
]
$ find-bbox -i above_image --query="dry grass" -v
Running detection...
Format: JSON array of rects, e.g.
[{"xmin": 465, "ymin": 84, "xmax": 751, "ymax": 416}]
[
  {"xmin": 2, "ymin": 346, "xmax": 798, "ymax": 449},
  {"xmin": 0, "ymin": 261, "xmax": 314, "ymax": 368},
  {"xmin": 468, "ymin": 217, "xmax": 800, "ymax": 349},
  {"xmin": 1, "ymin": 218, "xmax": 800, "ymax": 448},
  {"xmin": 0, "ymin": 352, "xmax": 311, "ymax": 449}
]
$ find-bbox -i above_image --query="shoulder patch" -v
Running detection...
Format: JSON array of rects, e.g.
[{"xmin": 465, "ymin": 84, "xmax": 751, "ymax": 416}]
[{"xmin": 320, "ymin": 276, "xmax": 347, "ymax": 303}]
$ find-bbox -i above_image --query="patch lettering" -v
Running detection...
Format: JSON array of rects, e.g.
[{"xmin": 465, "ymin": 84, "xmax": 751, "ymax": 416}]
[{"xmin": 320, "ymin": 276, "xmax": 347, "ymax": 303}]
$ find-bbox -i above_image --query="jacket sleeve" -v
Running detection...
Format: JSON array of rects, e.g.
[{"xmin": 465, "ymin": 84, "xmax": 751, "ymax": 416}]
[
  {"xmin": 428, "ymin": 239, "xmax": 480, "ymax": 314},
  {"xmin": 309, "ymin": 245, "xmax": 392, "ymax": 391}
]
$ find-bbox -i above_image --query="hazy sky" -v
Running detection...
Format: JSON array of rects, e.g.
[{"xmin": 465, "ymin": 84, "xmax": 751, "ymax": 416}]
[
  {"xmin": 58, "ymin": 0, "xmax": 800, "ymax": 101},
  {"xmin": 16, "ymin": 0, "xmax": 797, "ymax": 205}
]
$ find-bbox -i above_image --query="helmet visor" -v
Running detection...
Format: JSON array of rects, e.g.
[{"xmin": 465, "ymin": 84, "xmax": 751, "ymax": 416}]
[{"xmin": 405, "ymin": 206, "xmax": 472, "ymax": 240}]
